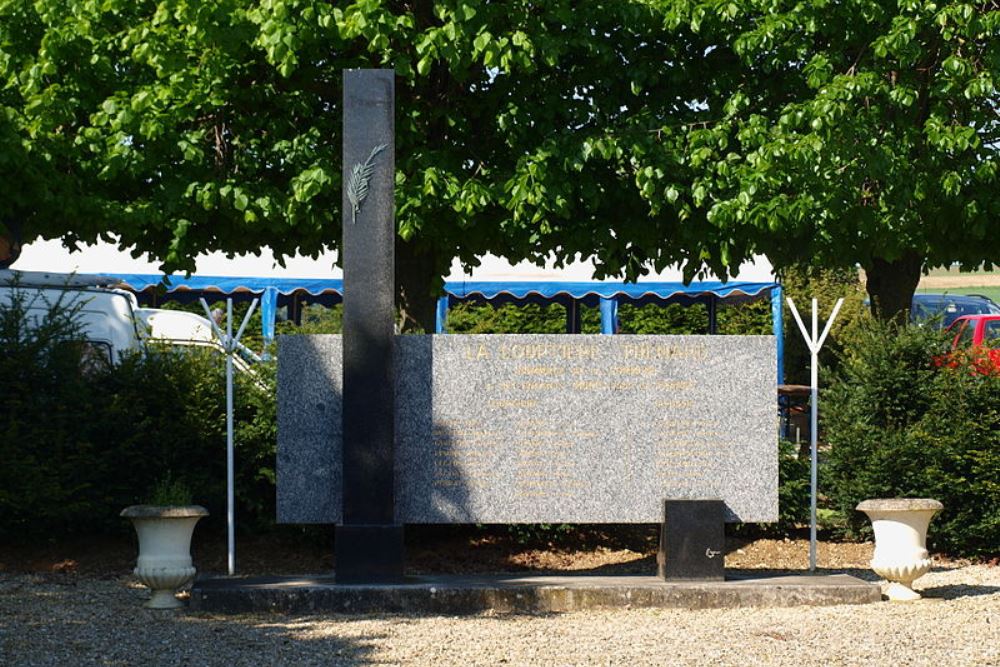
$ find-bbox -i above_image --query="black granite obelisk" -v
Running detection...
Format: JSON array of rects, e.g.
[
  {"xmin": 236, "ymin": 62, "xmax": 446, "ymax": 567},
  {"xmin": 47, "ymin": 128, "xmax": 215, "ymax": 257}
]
[{"xmin": 335, "ymin": 69, "xmax": 404, "ymax": 582}]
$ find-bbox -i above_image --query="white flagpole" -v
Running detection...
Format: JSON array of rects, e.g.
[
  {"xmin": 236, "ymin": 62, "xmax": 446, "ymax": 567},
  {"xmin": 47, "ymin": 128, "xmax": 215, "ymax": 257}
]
[{"xmin": 786, "ymin": 296, "xmax": 843, "ymax": 573}]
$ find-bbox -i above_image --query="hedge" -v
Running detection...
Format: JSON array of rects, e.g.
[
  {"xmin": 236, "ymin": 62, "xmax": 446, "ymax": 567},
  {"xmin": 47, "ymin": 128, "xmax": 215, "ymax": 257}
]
[
  {"xmin": 0, "ymin": 291, "xmax": 275, "ymax": 539},
  {"xmin": 823, "ymin": 321, "xmax": 1000, "ymax": 558}
]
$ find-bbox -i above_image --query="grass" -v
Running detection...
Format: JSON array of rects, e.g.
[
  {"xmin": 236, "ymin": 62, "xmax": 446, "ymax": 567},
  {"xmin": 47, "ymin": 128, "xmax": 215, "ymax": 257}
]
[{"xmin": 918, "ymin": 264, "xmax": 1000, "ymax": 303}]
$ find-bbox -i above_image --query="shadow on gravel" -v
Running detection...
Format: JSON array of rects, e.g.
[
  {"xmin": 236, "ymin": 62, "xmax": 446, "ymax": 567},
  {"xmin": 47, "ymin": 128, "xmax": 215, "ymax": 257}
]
[
  {"xmin": 175, "ymin": 613, "xmax": 379, "ymax": 666},
  {"xmin": 919, "ymin": 583, "xmax": 1000, "ymax": 600},
  {"xmin": 0, "ymin": 578, "xmax": 380, "ymax": 667}
]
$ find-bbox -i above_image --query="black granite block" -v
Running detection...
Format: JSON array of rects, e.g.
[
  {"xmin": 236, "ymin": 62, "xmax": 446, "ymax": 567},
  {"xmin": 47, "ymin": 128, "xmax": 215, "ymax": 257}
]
[
  {"xmin": 657, "ymin": 499, "xmax": 725, "ymax": 581},
  {"xmin": 335, "ymin": 524, "xmax": 405, "ymax": 583},
  {"xmin": 341, "ymin": 69, "xmax": 396, "ymax": 526}
]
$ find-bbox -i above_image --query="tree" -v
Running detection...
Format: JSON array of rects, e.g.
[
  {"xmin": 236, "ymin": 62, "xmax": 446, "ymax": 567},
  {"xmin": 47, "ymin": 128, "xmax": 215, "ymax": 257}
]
[
  {"xmin": 8, "ymin": 2, "xmax": 997, "ymax": 326},
  {"xmin": 634, "ymin": 0, "xmax": 1000, "ymax": 321},
  {"xmin": 1, "ymin": 0, "xmax": 719, "ymax": 330}
]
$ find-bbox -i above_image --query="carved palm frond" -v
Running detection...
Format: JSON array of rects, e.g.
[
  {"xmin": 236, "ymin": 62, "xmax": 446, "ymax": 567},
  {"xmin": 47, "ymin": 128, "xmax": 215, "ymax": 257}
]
[{"xmin": 347, "ymin": 143, "xmax": 388, "ymax": 224}]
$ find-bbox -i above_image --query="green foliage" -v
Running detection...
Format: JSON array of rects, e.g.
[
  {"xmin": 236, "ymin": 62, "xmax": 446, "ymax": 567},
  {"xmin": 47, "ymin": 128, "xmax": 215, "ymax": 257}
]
[
  {"xmin": 618, "ymin": 300, "xmax": 772, "ymax": 336},
  {"xmin": 444, "ymin": 298, "xmax": 772, "ymax": 335},
  {"xmin": 147, "ymin": 472, "xmax": 194, "ymax": 506},
  {"xmin": 718, "ymin": 300, "xmax": 773, "ymax": 336},
  {"xmin": 777, "ymin": 440, "xmax": 811, "ymax": 530},
  {"xmin": 291, "ymin": 303, "xmax": 344, "ymax": 334},
  {"xmin": 638, "ymin": 0, "xmax": 1000, "ymax": 317},
  {"xmin": 0, "ymin": 294, "xmax": 277, "ymax": 538},
  {"xmin": 232, "ymin": 359, "xmax": 277, "ymax": 525},
  {"xmin": 780, "ymin": 264, "xmax": 868, "ymax": 384},
  {"xmin": 5, "ymin": 2, "xmax": 999, "ymax": 323},
  {"xmin": 578, "ymin": 306, "xmax": 602, "ymax": 334},
  {"xmin": 0, "ymin": 284, "xmax": 105, "ymax": 529},
  {"xmin": 447, "ymin": 301, "xmax": 568, "ymax": 334},
  {"xmin": 618, "ymin": 302, "xmax": 707, "ymax": 334},
  {"xmin": 0, "ymin": 0, "xmax": 718, "ymax": 312},
  {"xmin": 823, "ymin": 320, "xmax": 1000, "ymax": 557}
]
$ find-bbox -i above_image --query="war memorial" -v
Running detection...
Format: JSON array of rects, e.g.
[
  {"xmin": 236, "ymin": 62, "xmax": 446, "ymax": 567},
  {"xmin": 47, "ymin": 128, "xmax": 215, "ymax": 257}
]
[{"xmin": 190, "ymin": 70, "xmax": 879, "ymax": 613}]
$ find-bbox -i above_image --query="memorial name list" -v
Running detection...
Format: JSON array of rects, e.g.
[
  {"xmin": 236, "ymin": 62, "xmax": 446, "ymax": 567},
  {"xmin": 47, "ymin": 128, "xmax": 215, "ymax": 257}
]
[{"xmin": 278, "ymin": 334, "xmax": 777, "ymax": 524}]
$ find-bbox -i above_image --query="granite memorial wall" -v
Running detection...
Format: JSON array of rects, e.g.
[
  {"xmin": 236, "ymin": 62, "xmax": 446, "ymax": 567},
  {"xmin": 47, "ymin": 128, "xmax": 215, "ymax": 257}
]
[{"xmin": 278, "ymin": 333, "xmax": 777, "ymax": 525}]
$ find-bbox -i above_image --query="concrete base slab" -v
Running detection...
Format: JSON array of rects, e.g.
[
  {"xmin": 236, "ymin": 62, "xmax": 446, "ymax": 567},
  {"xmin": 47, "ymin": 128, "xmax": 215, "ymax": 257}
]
[{"xmin": 190, "ymin": 571, "xmax": 880, "ymax": 614}]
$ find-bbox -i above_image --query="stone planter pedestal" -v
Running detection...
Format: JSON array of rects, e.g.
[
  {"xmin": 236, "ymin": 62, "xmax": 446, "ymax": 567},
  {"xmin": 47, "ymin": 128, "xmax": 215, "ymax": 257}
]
[
  {"xmin": 856, "ymin": 499, "xmax": 942, "ymax": 601},
  {"xmin": 121, "ymin": 505, "xmax": 208, "ymax": 609}
]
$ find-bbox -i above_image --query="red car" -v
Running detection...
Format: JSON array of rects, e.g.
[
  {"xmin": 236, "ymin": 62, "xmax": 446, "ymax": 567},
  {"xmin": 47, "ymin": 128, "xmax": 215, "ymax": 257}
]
[{"xmin": 942, "ymin": 315, "xmax": 1000, "ymax": 373}]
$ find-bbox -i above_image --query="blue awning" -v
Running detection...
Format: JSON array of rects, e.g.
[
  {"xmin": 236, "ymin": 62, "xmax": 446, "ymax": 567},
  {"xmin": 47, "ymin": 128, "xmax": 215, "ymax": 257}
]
[
  {"xmin": 103, "ymin": 274, "xmax": 773, "ymax": 303},
  {"xmin": 444, "ymin": 280, "xmax": 775, "ymax": 307},
  {"xmin": 91, "ymin": 273, "xmax": 784, "ymax": 384},
  {"xmin": 100, "ymin": 273, "xmax": 344, "ymax": 297}
]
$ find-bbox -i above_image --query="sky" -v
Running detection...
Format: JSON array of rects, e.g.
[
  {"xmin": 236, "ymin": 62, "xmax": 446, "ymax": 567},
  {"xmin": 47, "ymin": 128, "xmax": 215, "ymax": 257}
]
[{"xmin": 15, "ymin": 238, "xmax": 776, "ymax": 283}]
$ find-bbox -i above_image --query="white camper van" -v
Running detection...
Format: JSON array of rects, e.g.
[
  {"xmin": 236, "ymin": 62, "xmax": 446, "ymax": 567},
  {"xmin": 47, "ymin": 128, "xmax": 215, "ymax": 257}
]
[
  {"xmin": 0, "ymin": 270, "xmax": 144, "ymax": 362},
  {"xmin": 0, "ymin": 270, "xmax": 259, "ymax": 369}
]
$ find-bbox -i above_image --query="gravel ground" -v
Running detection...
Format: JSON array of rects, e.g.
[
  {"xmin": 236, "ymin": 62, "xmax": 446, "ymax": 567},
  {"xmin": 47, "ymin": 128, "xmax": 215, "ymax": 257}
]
[{"xmin": 1, "ymin": 563, "xmax": 997, "ymax": 666}]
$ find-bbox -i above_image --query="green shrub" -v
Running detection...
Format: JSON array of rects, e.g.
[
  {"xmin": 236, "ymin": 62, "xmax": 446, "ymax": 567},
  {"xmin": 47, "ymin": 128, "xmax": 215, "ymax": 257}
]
[
  {"xmin": 617, "ymin": 302, "xmax": 707, "ymax": 334},
  {"xmin": 777, "ymin": 440, "xmax": 811, "ymax": 530},
  {"xmin": 780, "ymin": 264, "xmax": 868, "ymax": 384},
  {"xmin": 0, "ymin": 291, "xmax": 277, "ymax": 539},
  {"xmin": 444, "ymin": 298, "xmax": 773, "ymax": 335},
  {"xmin": 100, "ymin": 346, "xmax": 277, "ymax": 533},
  {"xmin": 148, "ymin": 473, "xmax": 194, "ymax": 506},
  {"xmin": 447, "ymin": 302, "xmax": 570, "ymax": 333},
  {"xmin": 275, "ymin": 303, "xmax": 344, "ymax": 335},
  {"xmin": 823, "ymin": 320, "xmax": 1000, "ymax": 557},
  {"xmin": 719, "ymin": 300, "xmax": 774, "ymax": 336},
  {"xmin": 0, "ymin": 286, "xmax": 107, "ymax": 533},
  {"xmin": 617, "ymin": 300, "xmax": 774, "ymax": 336},
  {"xmin": 232, "ymin": 360, "xmax": 278, "ymax": 528}
]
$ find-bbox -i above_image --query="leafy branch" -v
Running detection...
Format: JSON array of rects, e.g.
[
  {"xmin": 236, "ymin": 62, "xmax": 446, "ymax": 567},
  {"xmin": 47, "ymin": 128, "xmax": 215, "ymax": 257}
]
[{"xmin": 347, "ymin": 143, "xmax": 388, "ymax": 224}]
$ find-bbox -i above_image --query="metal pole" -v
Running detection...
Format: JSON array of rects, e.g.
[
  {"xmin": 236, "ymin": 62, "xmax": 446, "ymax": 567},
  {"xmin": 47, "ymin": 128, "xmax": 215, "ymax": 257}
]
[
  {"xmin": 199, "ymin": 296, "xmax": 258, "ymax": 576},
  {"xmin": 808, "ymin": 299, "xmax": 818, "ymax": 572},
  {"xmin": 787, "ymin": 296, "xmax": 843, "ymax": 574},
  {"xmin": 435, "ymin": 296, "xmax": 449, "ymax": 334},
  {"xmin": 809, "ymin": 333, "xmax": 819, "ymax": 573},
  {"xmin": 226, "ymin": 298, "xmax": 235, "ymax": 576},
  {"xmin": 772, "ymin": 285, "xmax": 784, "ymax": 385}
]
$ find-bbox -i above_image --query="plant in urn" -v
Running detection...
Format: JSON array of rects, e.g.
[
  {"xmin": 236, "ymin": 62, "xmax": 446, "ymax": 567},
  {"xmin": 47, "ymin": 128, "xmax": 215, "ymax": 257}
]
[{"xmin": 122, "ymin": 476, "xmax": 208, "ymax": 609}]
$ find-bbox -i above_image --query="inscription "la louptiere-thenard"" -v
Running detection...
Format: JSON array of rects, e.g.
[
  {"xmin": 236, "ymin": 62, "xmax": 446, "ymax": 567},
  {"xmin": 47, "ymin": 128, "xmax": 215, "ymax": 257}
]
[{"xmin": 462, "ymin": 342, "xmax": 708, "ymax": 361}]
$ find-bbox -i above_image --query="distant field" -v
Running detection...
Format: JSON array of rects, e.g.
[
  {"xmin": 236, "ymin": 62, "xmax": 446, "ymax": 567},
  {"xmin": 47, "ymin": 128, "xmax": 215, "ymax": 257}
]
[
  {"xmin": 923, "ymin": 265, "xmax": 999, "ymax": 278},
  {"xmin": 918, "ymin": 266, "xmax": 1000, "ymax": 301},
  {"xmin": 915, "ymin": 285, "xmax": 1000, "ymax": 302}
]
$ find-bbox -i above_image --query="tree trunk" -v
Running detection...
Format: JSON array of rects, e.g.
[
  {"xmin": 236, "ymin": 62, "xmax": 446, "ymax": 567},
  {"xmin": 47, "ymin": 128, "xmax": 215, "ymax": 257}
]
[
  {"xmin": 0, "ymin": 228, "xmax": 21, "ymax": 269},
  {"xmin": 864, "ymin": 252, "xmax": 923, "ymax": 324},
  {"xmin": 395, "ymin": 237, "xmax": 441, "ymax": 333}
]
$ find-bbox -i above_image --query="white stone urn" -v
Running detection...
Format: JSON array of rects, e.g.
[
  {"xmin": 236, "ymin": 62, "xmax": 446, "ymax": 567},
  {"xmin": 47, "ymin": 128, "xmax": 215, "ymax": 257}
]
[
  {"xmin": 121, "ymin": 505, "xmax": 208, "ymax": 609},
  {"xmin": 856, "ymin": 498, "xmax": 943, "ymax": 601}
]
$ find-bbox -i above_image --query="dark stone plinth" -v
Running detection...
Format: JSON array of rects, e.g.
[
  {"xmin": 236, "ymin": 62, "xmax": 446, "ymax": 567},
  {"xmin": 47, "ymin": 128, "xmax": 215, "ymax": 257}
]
[
  {"xmin": 658, "ymin": 499, "xmax": 726, "ymax": 581},
  {"xmin": 334, "ymin": 524, "xmax": 405, "ymax": 583},
  {"xmin": 190, "ymin": 572, "xmax": 881, "ymax": 614},
  {"xmin": 337, "ymin": 68, "xmax": 402, "ymax": 581}
]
